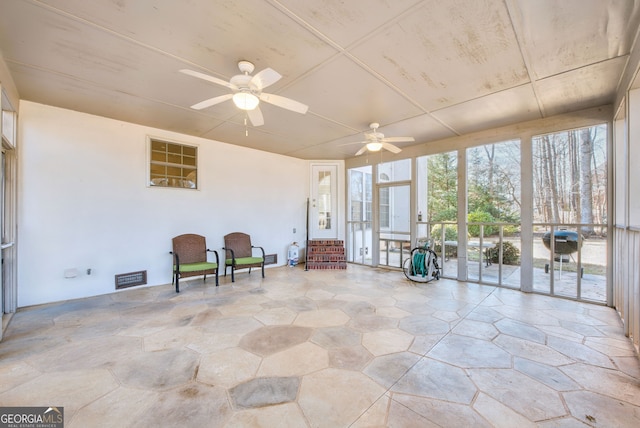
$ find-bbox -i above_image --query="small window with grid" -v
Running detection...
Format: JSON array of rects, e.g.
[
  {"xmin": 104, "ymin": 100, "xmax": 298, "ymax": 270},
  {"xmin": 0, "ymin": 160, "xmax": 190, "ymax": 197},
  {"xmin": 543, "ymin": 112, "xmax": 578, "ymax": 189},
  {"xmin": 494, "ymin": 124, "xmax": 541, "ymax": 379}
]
[{"xmin": 149, "ymin": 138, "xmax": 197, "ymax": 189}]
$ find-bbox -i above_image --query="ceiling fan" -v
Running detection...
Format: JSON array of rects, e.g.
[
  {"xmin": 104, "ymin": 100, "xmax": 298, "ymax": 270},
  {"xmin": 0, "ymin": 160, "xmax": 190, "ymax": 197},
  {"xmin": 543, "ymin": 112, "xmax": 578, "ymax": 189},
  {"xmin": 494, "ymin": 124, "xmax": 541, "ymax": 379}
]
[
  {"xmin": 346, "ymin": 122, "xmax": 415, "ymax": 155},
  {"xmin": 180, "ymin": 61, "xmax": 308, "ymax": 127}
]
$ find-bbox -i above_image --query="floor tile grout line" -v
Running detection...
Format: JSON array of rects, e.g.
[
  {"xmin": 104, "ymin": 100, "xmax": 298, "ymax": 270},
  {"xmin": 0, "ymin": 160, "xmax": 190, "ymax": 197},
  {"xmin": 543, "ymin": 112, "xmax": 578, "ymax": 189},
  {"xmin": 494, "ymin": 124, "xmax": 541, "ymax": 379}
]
[
  {"xmin": 351, "ymin": 283, "xmax": 501, "ymax": 425},
  {"xmin": 3, "ymin": 266, "xmax": 635, "ymax": 426}
]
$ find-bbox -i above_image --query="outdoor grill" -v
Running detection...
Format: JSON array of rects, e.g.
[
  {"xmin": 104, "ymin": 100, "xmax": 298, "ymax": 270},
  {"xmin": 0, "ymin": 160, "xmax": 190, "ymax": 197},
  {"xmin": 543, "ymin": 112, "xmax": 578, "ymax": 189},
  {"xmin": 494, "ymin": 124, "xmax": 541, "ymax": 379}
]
[
  {"xmin": 542, "ymin": 230, "xmax": 581, "ymax": 256},
  {"xmin": 542, "ymin": 230, "xmax": 583, "ymax": 277}
]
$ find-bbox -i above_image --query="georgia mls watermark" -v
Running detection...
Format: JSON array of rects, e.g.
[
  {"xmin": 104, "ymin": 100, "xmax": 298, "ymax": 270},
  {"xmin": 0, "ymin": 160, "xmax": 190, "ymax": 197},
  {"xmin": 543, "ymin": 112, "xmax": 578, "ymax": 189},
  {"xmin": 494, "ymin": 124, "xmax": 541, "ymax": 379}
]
[{"xmin": 0, "ymin": 407, "xmax": 63, "ymax": 428}]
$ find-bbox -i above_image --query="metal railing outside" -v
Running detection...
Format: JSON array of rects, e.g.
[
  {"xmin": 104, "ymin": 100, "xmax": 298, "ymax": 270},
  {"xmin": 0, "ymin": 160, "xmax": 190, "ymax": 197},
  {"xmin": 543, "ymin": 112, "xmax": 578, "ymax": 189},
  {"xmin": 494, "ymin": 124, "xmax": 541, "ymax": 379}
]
[{"xmin": 532, "ymin": 223, "xmax": 607, "ymax": 302}]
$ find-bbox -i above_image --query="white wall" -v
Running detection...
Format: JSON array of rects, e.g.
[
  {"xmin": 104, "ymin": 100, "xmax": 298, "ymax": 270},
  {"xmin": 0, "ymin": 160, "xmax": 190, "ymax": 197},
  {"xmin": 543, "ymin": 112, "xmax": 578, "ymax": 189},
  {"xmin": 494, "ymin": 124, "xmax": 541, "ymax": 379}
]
[
  {"xmin": 17, "ymin": 102, "xmax": 310, "ymax": 307},
  {"xmin": 613, "ymin": 90, "xmax": 640, "ymax": 354}
]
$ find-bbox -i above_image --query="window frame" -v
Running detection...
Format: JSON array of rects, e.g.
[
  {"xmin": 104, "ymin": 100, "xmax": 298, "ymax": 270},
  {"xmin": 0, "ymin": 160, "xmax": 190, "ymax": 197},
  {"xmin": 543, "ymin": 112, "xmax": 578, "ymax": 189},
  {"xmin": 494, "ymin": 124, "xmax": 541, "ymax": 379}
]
[{"xmin": 147, "ymin": 136, "xmax": 199, "ymax": 190}]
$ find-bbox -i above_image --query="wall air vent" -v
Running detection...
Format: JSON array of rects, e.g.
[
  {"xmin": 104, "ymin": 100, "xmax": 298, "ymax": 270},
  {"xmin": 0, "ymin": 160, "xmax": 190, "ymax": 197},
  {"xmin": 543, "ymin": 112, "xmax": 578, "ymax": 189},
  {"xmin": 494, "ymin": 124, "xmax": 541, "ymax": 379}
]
[{"xmin": 115, "ymin": 270, "xmax": 147, "ymax": 290}]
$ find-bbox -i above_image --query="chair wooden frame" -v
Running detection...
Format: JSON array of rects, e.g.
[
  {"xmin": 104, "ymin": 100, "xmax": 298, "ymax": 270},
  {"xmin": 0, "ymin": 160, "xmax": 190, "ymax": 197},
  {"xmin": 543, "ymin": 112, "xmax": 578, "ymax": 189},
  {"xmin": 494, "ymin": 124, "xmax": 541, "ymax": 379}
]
[
  {"xmin": 223, "ymin": 232, "xmax": 265, "ymax": 282},
  {"xmin": 170, "ymin": 233, "xmax": 219, "ymax": 293}
]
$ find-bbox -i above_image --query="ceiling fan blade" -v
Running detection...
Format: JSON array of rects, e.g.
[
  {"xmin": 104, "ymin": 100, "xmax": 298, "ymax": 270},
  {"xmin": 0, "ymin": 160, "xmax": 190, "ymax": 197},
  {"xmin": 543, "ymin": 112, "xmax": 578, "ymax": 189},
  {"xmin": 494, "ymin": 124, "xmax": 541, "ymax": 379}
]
[
  {"xmin": 355, "ymin": 146, "xmax": 368, "ymax": 156},
  {"xmin": 260, "ymin": 93, "xmax": 309, "ymax": 114},
  {"xmin": 247, "ymin": 107, "xmax": 264, "ymax": 127},
  {"xmin": 338, "ymin": 140, "xmax": 367, "ymax": 147},
  {"xmin": 381, "ymin": 142, "xmax": 402, "ymax": 154},
  {"xmin": 251, "ymin": 68, "xmax": 281, "ymax": 90},
  {"xmin": 382, "ymin": 136, "xmax": 415, "ymax": 143},
  {"xmin": 190, "ymin": 94, "xmax": 233, "ymax": 110},
  {"xmin": 179, "ymin": 69, "xmax": 237, "ymax": 90}
]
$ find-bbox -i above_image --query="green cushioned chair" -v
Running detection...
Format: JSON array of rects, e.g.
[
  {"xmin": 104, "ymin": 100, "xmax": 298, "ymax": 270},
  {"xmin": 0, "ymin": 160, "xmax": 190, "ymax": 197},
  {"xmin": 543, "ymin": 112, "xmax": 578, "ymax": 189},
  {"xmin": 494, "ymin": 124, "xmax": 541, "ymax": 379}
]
[
  {"xmin": 170, "ymin": 233, "xmax": 219, "ymax": 293},
  {"xmin": 223, "ymin": 232, "xmax": 265, "ymax": 282}
]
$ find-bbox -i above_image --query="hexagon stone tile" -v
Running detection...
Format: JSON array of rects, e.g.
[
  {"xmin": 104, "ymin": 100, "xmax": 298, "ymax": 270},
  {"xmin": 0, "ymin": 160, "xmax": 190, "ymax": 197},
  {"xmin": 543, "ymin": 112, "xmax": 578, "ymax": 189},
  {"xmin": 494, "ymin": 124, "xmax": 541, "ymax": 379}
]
[{"xmin": 1, "ymin": 265, "xmax": 638, "ymax": 427}]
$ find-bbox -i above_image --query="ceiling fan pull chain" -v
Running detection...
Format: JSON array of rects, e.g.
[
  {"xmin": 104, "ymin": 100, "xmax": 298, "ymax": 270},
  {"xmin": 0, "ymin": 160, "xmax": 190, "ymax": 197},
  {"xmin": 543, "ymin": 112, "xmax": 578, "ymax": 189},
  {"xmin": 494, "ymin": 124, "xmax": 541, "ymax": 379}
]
[{"xmin": 244, "ymin": 115, "xmax": 249, "ymax": 136}]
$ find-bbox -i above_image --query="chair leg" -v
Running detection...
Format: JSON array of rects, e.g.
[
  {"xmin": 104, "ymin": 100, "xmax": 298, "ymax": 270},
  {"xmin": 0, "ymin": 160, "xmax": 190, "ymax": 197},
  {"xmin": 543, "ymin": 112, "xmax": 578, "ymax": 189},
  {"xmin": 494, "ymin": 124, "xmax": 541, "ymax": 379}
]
[
  {"xmin": 261, "ymin": 263, "xmax": 265, "ymax": 278},
  {"xmin": 175, "ymin": 272, "xmax": 180, "ymax": 293},
  {"xmin": 215, "ymin": 269, "xmax": 219, "ymax": 286},
  {"xmin": 231, "ymin": 266, "xmax": 235, "ymax": 282}
]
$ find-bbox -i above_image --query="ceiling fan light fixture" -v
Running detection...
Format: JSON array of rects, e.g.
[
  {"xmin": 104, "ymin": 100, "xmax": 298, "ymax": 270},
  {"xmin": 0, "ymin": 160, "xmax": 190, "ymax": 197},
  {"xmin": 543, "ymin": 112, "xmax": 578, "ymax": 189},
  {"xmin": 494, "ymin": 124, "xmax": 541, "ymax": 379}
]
[
  {"xmin": 366, "ymin": 142, "xmax": 383, "ymax": 152},
  {"xmin": 232, "ymin": 92, "xmax": 259, "ymax": 110}
]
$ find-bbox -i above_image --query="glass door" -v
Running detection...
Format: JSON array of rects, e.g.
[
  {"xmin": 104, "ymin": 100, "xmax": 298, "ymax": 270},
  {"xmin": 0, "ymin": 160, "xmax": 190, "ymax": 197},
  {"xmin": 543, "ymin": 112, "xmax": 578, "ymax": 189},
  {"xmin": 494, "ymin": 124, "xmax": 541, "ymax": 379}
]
[
  {"xmin": 378, "ymin": 184, "xmax": 411, "ymax": 268},
  {"xmin": 376, "ymin": 159, "xmax": 411, "ymax": 268},
  {"xmin": 1, "ymin": 92, "xmax": 17, "ymax": 333},
  {"xmin": 347, "ymin": 166, "xmax": 373, "ymax": 265},
  {"xmin": 310, "ymin": 164, "xmax": 338, "ymax": 239}
]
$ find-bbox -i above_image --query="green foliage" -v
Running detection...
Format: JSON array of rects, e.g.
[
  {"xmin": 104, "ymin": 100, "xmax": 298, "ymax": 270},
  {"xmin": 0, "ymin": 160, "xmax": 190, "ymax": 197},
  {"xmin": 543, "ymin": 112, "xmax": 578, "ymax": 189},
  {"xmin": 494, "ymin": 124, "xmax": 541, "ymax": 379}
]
[
  {"xmin": 427, "ymin": 153, "xmax": 458, "ymax": 222},
  {"xmin": 430, "ymin": 224, "xmax": 458, "ymax": 241},
  {"xmin": 466, "ymin": 142, "xmax": 522, "ymax": 224},
  {"xmin": 467, "ymin": 210, "xmax": 496, "ymax": 237},
  {"xmin": 502, "ymin": 225, "xmax": 520, "ymax": 236},
  {"xmin": 430, "ymin": 221, "xmax": 457, "ymax": 256},
  {"xmin": 490, "ymin": 241, "xmax": 521, "ymax": 265},
  {"xmin": 431, "ymin": 208, "xmax": 457, "ymax": 222},
  {"xmin": 424, "ymin": 148, "xmax": 522, "ymax": 227}
]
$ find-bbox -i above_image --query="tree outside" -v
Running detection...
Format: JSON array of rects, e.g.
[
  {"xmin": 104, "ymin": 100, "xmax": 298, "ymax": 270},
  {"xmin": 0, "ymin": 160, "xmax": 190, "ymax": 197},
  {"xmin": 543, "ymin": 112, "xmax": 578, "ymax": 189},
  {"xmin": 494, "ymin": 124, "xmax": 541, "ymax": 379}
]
[
  {"xmin": 533, "ymin": 124, "xmax": 607, "ymax": 236},
  {"xmin": 424, "ymin": 125, "xmax": 606, "ymax": 237},
  {"xmin": 416, "ymin": 125, "xmax": 607, "ymax": 300}
]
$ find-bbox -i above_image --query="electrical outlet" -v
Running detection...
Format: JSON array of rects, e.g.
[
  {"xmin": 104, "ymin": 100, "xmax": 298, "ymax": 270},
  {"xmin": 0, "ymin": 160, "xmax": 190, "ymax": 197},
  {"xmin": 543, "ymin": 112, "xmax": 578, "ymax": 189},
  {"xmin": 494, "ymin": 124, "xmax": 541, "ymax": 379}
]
[{"xmin": 293, "ymin": 228, "xmax": 296, "ymax": 233}]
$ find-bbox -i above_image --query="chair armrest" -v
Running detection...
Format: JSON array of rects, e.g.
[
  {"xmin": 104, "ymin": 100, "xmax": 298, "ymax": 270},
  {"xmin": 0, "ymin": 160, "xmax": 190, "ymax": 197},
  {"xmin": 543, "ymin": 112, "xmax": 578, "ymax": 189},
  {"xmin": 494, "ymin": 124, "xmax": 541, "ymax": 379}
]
[
  {"xmin": 222, "ymin": 247, "xmax": 236, "ymax": 262},
  {"xmin": 207, "ymin": 249, "xmax": 219, "ymax": 265},
  {"xmin": 252, "ymin": 245, "xmax": 265, "ymax": 258},
  {"xmin": 170, "ymin": 251, "xmax": 180, "ymax": 268}
]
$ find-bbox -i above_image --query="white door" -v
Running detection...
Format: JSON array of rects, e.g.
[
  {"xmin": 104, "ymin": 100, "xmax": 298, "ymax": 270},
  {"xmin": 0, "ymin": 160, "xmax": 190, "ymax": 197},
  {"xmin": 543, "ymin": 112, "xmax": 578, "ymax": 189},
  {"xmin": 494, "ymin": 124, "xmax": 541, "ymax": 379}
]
[{"xmin": 310, "ymin": 164, "xmax": 338, "ymax": 239}]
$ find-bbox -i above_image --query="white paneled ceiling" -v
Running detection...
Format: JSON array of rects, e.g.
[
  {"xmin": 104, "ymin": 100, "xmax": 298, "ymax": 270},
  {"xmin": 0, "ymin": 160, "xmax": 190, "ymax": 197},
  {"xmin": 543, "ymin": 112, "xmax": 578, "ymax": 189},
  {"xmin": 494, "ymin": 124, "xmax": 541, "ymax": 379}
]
[{"xmin": 1, "ymin": 0, "xmax": 639, "ymax": 159}]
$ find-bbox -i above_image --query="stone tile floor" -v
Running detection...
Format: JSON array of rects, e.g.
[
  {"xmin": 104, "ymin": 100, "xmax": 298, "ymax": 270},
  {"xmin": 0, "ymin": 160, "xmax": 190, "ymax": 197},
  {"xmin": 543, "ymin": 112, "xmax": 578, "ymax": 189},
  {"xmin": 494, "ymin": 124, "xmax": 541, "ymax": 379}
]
[{"xmin": 0, "ymin": 264, "xmax": 639, "ymax": 427}]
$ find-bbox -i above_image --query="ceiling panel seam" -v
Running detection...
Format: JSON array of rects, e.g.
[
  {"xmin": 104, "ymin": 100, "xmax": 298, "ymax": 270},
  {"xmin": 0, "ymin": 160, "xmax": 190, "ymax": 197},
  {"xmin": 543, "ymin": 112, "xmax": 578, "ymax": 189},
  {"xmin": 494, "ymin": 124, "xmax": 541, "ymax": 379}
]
[
  {"xmin": 503, "ymin": 0, "xmax": 544, "ymax": 118},
  {"xmin": 28, "ymin": 0, "xmax": 227, "ymax": 81},
  {"xmin": 266, "ymin": 0, "xmax": 443, "ymax": 118}
]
